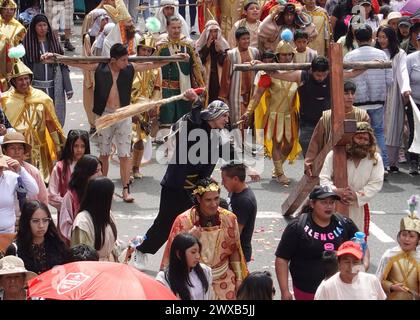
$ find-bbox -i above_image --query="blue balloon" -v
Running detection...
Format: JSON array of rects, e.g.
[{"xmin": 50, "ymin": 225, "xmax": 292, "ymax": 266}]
[{"xmin": 281, "ymin": 29, "xmax": 293, "ymax": 42}]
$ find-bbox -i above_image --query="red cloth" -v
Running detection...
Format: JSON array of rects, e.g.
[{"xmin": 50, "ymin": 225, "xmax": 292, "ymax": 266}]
[
  {"xmin": 371, "ymin": 0, "xmax": 380, "ymax": 14},
  {"xmin": 258, "ymin": 74, "xmax": 272, "ymax": 88},
  {"xmin": 260, "ymin": 0, "xmax": 278, "ymax": 21},
  {"xmin": 363, "ymin": 203, "xmax": 370, "ymax": 237},
  {"xmin": 293, "ymin": 285, "xmax": 315, "ymax": 300}
]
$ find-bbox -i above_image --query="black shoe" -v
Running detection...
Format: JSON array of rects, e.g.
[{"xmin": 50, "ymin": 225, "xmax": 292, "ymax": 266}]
[
  {"xmin": 388, "ymin": 166, "xmax": 399, "ymax": 173},
  {"xmin": 65, "ymin": 39, "xmax": 75, "ymax": 51}
]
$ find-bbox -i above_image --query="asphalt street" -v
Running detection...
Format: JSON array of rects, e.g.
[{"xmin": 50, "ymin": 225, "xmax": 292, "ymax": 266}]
[{"xmin": 57, "ymin": 23, "xmax": 420, "ymax": 298}]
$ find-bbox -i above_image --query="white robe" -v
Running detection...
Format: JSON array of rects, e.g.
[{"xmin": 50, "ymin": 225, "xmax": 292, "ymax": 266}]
[
  {"xmin": 319, "ymin": 150, "xmax": 384, "ymax": 232},
  {"xmin": 102, "ymin": 24, "xmax": 141, "ymax": 57}
]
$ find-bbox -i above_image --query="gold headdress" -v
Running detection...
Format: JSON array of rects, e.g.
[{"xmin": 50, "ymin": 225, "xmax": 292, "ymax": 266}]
[
  {"xmin": 0, "ymin": 0, "xmax": 17, "ymax": 9},
  {"xmin": 401, "ymin": 195, "xmax": 420, "ymax": 234},
  {"xmin": 192, "ymin": 183, "xmax": 220, "ymax": 196},
  {"xmin": 138, "ymin": 33, "xmax": 157, "ymax": 51},
  {"xmin": 276, "ymin": 29, "xmax": 296, "ymax": 55},
  {"xmin": 103, "ymin": 0, "xmax": 132, "ymax": 23},
  {"xmin": 8, "ymin": 59, "xmax": 33, "ymax": 81}
]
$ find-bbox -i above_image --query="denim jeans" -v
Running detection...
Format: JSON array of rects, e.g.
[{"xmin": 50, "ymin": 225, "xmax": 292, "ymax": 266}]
[{"xmin": 366, "ymin": 107, "xmax": 389, "ymax": 167}]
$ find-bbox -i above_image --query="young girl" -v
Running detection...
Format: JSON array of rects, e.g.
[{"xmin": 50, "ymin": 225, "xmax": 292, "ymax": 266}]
[
  {"xmin": 70, "ymin": 177, "xmax": 117, "ymax": 261},
  {"xmin": 48, "ymin": 129, "xmax": 90, "ymax": 211},
  {"xmin": 156, "ymin": 233, "xmax": 213, "ymax": 300},
  {"xmin": 16, "ymin": 200, "xmax": 69, "ymax": 274},
  {"xmin": 59, "ymin": 155, "xmax": 102, "ymax": 244},
  {"xmin": 375, "ymin": 26, "xmax": 411, "ymax": 172},
  {"xmin": 237, "ymin": 271, "xmax": 275, "ymax": 300}
]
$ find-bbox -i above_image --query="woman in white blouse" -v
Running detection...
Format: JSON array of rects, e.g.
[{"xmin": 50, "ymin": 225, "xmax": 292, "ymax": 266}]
[
  {"xmin": 0, "ymin": 153, "xmax": 39, "ymax": 233},
  {"xmin": 156, "ymin": 233, "xmax": 213, "ymax": 300}
]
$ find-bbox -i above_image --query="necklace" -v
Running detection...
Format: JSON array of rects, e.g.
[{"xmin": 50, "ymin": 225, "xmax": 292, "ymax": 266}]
[{"xmin": 246, "ymin": 21, "xmax": 259, "ymax": 32}]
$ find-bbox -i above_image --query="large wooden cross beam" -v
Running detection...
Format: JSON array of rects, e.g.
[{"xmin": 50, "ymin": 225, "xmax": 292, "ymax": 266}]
[{"xmin": 233, "ymin": 43, "xmax": 392, "ymax": 217}]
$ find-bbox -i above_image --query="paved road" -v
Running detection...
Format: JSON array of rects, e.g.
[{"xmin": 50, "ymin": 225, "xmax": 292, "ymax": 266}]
[{"xmin": 58, "ymin": 24, "xmax": 420, "ymax": 297}]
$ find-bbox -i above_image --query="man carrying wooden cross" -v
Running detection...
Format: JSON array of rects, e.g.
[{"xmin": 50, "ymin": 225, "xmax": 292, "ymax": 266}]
[{"xmin": 319, "ymin": 121, "xmax": 384, "ymax": 235}]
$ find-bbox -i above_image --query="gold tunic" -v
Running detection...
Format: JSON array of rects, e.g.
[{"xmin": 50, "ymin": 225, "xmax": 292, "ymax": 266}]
[
  {"xmin": 131, "ymin": 68, "xmax": 162, "ymax": 143},
  {"xmin": 219, "ymin": 0, "xmax": 245, "ymax": 39},
  {"xmin": 304, "ymin": 7, "xmax": 331, "ymax": 57},
  {"xmin": 1, "ymin": 87, "xmax": 65, "ymax": 183},
  {"xmin": 0, "ymin": 17, "xmax": 26, "ymax": 46},
  {"xmin": 0, "ymin": 34, "xmax": 10, "ymax": 91},
  {"xmin": 381, "ymin": 251, "xmax": 420, "ymax": 300},
  {"xmin": 263, "ymin": 78, "xmax": 299, "ymax": 144}
]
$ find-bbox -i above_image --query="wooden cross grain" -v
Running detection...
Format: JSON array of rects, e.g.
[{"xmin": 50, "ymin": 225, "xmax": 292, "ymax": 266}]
[{"xmin": 233, "ymin": 43, "xmax": 391, "ymax": 216}]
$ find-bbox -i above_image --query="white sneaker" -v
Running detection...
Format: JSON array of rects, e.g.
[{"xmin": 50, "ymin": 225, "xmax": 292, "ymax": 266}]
[{"xmin": 132, "ymin": 250, "xmax": 148, "ymax": 271}]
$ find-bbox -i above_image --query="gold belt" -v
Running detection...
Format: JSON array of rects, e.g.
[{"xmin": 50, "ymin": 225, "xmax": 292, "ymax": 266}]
[
  {"xmin": 211, "ymin": 261, "xmax": 229, "ymax": 280},
  {"xmin": 162, "ymin": 79, "xmax": 180, "ymax": 89}
]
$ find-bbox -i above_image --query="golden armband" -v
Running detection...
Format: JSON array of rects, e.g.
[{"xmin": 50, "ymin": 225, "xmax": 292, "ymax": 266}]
[{"xmin": 230, "ymin": 261, "xmax": 243, "ymax": 281}]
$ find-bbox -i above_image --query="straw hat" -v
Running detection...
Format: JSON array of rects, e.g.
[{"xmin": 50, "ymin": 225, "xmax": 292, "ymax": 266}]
[
  {"xmin": 0, "ymin": 256, "xmax": 37, "ymax": 281},
  {"xmin": 1, "ymin": 132, "xmax": 32, "ymax": 154}
]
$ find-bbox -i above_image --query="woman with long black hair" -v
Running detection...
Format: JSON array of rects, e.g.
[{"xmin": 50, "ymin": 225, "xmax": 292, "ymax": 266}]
[
  {"xmin": 22, "ymin": 13, "xmax": 73, "ymax": 126},
  {"xmin": 59, "ymin": 155, "xmax": 102, "ymax": 244},
  {"xmin": 71, "ymin": 177, "xmax": 117, "ymax": 261},
  {"xmin": 375, "ymin": 26, "xmax": 411, "ymax": 173},
  {"xmin": 156, "ymin": 233, "xmax": 213, "ymax": 300},
  {"xmin": 16, "ymin": 200, "xmax": 69, "ymax": 274},
  {"xmin": 48, "ymin": 129, "xmax": 90, "ymax": 212}
]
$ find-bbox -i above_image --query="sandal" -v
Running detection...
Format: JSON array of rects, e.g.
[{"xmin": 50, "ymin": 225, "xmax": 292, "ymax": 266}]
[{"xmin": 122, "ymin": 185, "xmax": 134, "ymax": 203}]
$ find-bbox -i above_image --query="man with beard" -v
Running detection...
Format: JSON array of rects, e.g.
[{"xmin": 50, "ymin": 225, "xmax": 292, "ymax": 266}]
[
  {"xmin": 319, "ymin": 122, "xmax": 384, "ymax": 235},
  {"xmin": 102, "ymin": 0, "xmax": 140, "ymax": 56}
]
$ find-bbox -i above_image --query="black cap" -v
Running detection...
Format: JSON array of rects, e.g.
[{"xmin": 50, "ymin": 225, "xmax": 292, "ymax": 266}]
[{"xmin": 309, "ymin": 185, "xmax": 341, "ymax": 200}]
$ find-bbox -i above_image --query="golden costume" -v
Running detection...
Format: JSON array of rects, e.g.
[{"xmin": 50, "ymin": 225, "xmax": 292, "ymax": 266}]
[
  {"xmin": 1, "ymin": 60, "xmax": 65, "ymax": 183},
  {"xmin": 376, "ymin": 204, "xmax": 420, "ymax": 300},
  {"xmin": 161, "ymin": 206, "xmax": 248, "ymax": 300},
  {"xmin": 0, "ymin": 0, "xmax": 26, "ymax": 46},
  {"xmin": 0, "ymin": 34, "xmax": 10, "ymax": 91},
  {"xmin": 247, "ymin": 40, "xmax": 300, "ymax": 182},
  {"xmin": 219, "ymin": 0, "xmax": 245, "ymax": 39},
  {"xmin": 303, "ymin": 6, "xmax": 331, "ymax": 57}
]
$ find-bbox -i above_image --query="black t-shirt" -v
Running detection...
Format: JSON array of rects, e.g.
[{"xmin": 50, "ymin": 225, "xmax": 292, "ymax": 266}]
[
  {"xmin": 275, "ymin": 212, "xmax": 358, "ymax": 293},
  {"xmin": 229, "ymin": 187, "xmax": 257, "ymax": 262},
  {"xmin": 298, "ymin": 71, "xmax": 331, "ymax": 126}
]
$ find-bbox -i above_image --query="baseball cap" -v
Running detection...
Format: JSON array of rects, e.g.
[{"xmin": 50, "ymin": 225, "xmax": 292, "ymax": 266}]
[
  {"xmin": 358, "ymin": 0, "xmax": 371, "ymax": 5},
  {"xmin": 309, "ymin": 185, "xmax": 341, "ymax": 200},
  {"xmin": 398, "ymin": 17, "xmax": 412, "ymax": 27},
  {"xmin": 336, "ymin": 241, "xmax": 363, "ymax": 260}
]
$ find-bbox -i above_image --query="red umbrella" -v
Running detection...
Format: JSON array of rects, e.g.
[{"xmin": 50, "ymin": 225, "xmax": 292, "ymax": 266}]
[{"xmin": 27, "ymin": 261, "xmax": 178, "ymax": 300}]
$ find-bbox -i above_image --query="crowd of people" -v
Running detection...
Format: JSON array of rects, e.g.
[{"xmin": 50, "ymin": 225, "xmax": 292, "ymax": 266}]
[{"xmin": 0, "ymin": 0, "xmax": 420, "ymax": 300}]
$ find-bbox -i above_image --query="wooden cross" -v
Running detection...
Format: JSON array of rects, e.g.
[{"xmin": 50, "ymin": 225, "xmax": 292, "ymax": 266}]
[{"xmin": 233, "ymin": 43, "xmax": 391, "ymax": 217}]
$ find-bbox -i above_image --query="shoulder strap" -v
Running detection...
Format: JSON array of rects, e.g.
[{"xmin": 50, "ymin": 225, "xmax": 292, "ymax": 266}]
[{"xmin": 297, "ymin": 213, "xmax": 308, "ymax": 230}]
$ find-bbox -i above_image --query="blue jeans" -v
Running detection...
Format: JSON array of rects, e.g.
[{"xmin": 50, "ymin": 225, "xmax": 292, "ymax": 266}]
[{"xmin": 367, "ymin": 107, "xmax": 389, "ymax": 167}]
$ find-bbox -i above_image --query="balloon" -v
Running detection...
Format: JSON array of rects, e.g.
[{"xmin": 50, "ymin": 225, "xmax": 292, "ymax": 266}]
[
  {"xmin": 145, "ymin": 17, "xmax": 161, "ymax": 33},
  {"xmin": 281, "ymin": 28, "xmax": 293, "ymax": 42},
  {"xmin": 8, "ymin": 44, "xmax": 26, "ymax": 59}
]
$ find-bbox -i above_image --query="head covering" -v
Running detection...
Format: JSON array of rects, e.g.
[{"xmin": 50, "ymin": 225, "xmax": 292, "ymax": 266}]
[
  {"xmin": 103, "ymin": 0, "xmax": 132, "ymax": 23},
  {"xmin": 155, "ymin": 0, "xmax": 190, "ymax": 36},
  {"xmin": 0, "ymin": 256, "xmax": 37, "ymax": 281},
  {"xmin": 1, "ymin": 132, "xmax": 32, "ymax": 153},
  {"xmin": 387, "ymin": 11, "xmax": 402, "ymax": 22},
  {"xmin": 400, "ymin": 195, "xmax": 420, "ymax": 234},
  {"xmin": 355, "ymin": 121, "xmax": 374, "ymax": 135},
  {"xmin": 192, "ymin": 182, "xmax": 220, "ymax": 196},
  {"xmin": 88, "ymin": 9, "xmax": 110, "ymax": 37},
  {"xmin": 195, "ymin": 20, "xmax": 230, "ymax": 53},
  {"xmin": 138, "ymin": 32, "xmax": 157, "ymax": 53},
  {"xmin": 22, "ymin": 14, "xmax": 63, "ymax": 64},
  {"xmin": 200, "ymin": 100, "xmax": 229, "ymax": 121},
  {"xmin": 337, "ymin": 241, "xmax": 363, "ymax": 260},
  {"xmin": 358, "ymin": 0, "xmax": 371, "ymax": 5},
  {"xmin": 8, "ymin": 59, "xmax": 33, "ymax": 82},
  {"xmin": 0, "ymin": 0, "xmax": 17, "ymax": 9},
  {"xmin": 398, "ymin": 16, "xmax": 412, "ymax": 28},
  {"xmin": 309, "ymin": 185, "xmax": 341, "ymax": 200}
]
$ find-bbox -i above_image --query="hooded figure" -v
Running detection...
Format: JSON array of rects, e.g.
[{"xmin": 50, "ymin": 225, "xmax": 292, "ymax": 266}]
[{"xmin": 155, "ymin": 0, "xmax": 190, "ymax": 37}]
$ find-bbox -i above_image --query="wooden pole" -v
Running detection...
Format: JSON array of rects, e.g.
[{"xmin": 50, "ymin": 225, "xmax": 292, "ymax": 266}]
[
  {"xmin": 233, "ymin": 61, "xmax": 392, "ymax": 72},
  {"xmin": 42, "ymin": 55, "xmax": 187, "ymax": 64},
  {"xmin": 329, "ymin": 43, "xmax": 349, "ymax": 216},
  {"xmin": 138, "ymin": 3, "xmax": 202, "ymax": 11}
]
